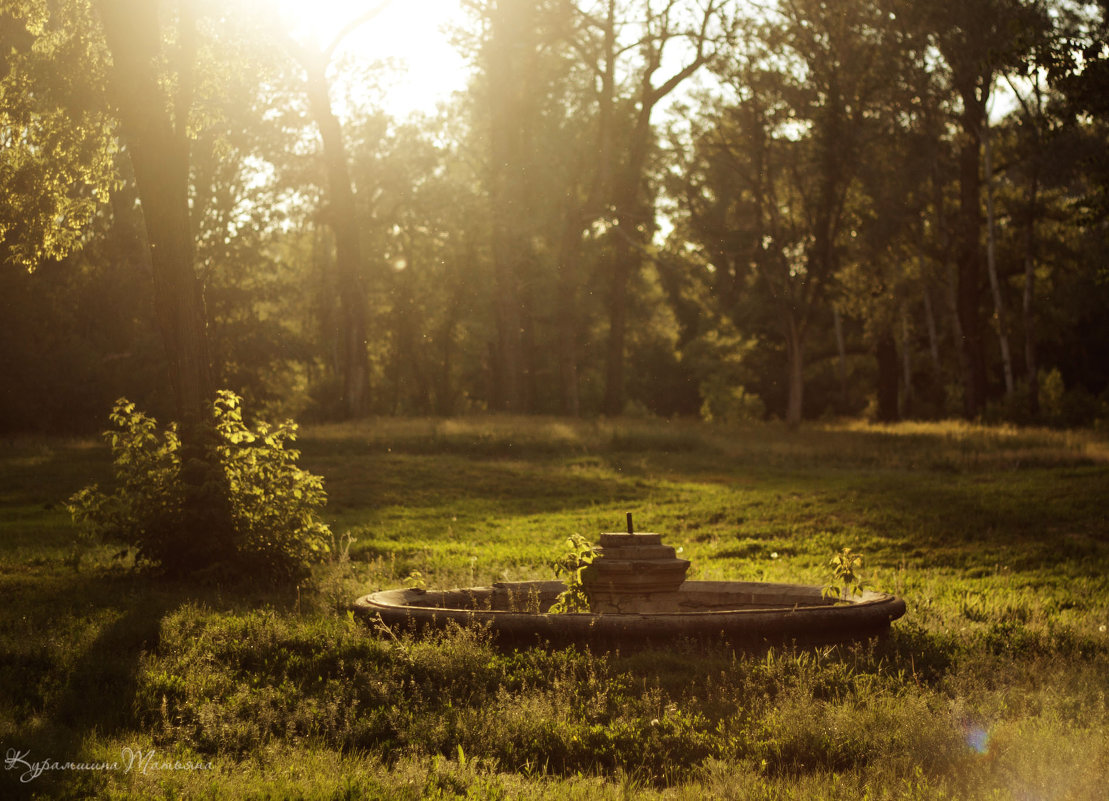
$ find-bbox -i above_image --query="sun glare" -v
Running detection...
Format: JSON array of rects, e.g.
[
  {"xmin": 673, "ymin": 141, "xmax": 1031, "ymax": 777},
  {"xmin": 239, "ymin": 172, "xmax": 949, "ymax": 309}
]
[{"xmin": 273, "ymin": 0, "xmax": 467, "ymax": 118}]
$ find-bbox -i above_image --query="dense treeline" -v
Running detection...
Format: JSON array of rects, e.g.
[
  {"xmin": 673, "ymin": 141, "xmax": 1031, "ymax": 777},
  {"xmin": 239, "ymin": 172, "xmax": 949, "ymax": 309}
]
[{"xmin": 2, "ymin": 0, "xmax": 1108, "ymax": 435}]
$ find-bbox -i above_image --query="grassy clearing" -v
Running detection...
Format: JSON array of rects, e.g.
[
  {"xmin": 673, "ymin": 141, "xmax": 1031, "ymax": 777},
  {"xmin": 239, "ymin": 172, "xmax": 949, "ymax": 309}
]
[{"xmin": 1, "ymin": 417, "xmax": 1107, "ymax": 799}]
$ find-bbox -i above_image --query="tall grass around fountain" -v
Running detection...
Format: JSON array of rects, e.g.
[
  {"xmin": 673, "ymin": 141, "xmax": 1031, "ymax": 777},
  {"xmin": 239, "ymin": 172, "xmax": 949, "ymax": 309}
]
[{"xmin": 1, "ymin": 417, "xmax": 1106, "ymax": 799}]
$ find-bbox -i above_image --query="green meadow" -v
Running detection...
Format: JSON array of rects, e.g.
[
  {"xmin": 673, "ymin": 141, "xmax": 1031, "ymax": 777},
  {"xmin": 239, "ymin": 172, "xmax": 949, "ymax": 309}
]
[{"xmin": 1, "ymin": 418, "xmax": 1107, "ymax": 799}]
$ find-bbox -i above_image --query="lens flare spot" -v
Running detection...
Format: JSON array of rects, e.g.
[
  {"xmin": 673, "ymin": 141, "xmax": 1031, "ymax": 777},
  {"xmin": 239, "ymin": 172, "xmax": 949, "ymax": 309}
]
[{"xmin": 965, "ymin": 725, "xmax": 990, "ymax": 754}]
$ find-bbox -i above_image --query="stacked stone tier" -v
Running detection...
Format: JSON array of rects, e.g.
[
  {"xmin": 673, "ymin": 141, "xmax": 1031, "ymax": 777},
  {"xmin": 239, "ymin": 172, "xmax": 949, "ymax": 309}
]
[{"xmin": 585, "ymin": 532, "xmax": 690, "ymax": 613}]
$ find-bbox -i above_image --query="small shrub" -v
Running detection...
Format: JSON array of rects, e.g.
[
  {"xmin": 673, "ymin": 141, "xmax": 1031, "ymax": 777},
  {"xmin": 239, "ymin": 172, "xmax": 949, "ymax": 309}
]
[
  {"xmin": 68, "ymin": 391, "xmax": 331, "ymax": 582},
  {"xmin": 699, "ymin": 375, "xmax": 766, "ymax": 424},
  {"xmin": 1040, "ymin": 367, "xmax": 1066, "ymax": 421}
]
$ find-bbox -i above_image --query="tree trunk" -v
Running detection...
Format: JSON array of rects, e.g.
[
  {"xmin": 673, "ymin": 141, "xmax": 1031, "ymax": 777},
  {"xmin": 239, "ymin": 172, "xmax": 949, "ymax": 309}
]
[
  {"xmin": 599, "ymin": 0, "xmax": 718, "ymax": 416},
  {"xmin": 96, "ymin": 0, "xmax": 233, "ymax": 572},
  {"xmin": 602, "ymin": 231, "xmax": 633, "ymax": 416},
  {"xmin": 946, "ymin": 258, "xmax": 972, "ymax": 411},
  {"xmin": 97, "ymin": 0, "xmax": 212, "ymax": 426},
  {"xmin": 437, "ymin": 329, "xmax": 454, "ymax": 417},
  {"xmin": 304, "ymin": 56, "xmax": 370, "ymax": 419},
  {"xmin": 923, "ymin": 283, "xmax": 942, "ymax": 376},
  {"xmin": 833, "ymin": 305, "xmax": 848, "ymax": 407},
  {"xmin": 555, "ymin": 0, "xmax": 616, "ymax": 417},
  {"xmin": 520, "ymin": 272, "xmax": 538, "ymax": 413},
  {"xmin": 490, "ymin": 244, "xmax": 525, "ymax": 412},
  {"xmin": 955, "ymin": 89, "xmax": 988, "ymax": 418},
  {"xmin": 389, "ymin": 255, "xmax": 431, "ymax": 415},
  {"xmin": 785, "ymin": 314, "xmax": 804, "ymax": 428},
  {"xmin": 602, "ymin": 107, "xmax": 650, "ymax": 417},
  {"xmin": 1002, "ymin": 70, "xmax": 1045, "ymax": 420},
  {"xmin": 876, "ymin": 325, "xmax": 900, "ymax": 422},
  {"xmin": 435, "ymin": 259, "xmax": 466, "ymax": 417},
  {"xmin": 1022, "ymin": 167, "xmax": 1040, "ymax": 418},
  {"xmin": 486, "ymin": 0, "xmax": 533, "ymax": 412},
  {"xmin": 982, "ymin": 118, "xmax": 1014, "ymax": 397},
  {"xmin": 928, "ymin": 160, "xmax": 957, "ymax": 391},
  {"xmin": 900, "ymin": 307, "xmax": 913, "ymax": 416},
  {"xmin": 556, "ymin": 218, "xmax": 581, "ymax": 416}
]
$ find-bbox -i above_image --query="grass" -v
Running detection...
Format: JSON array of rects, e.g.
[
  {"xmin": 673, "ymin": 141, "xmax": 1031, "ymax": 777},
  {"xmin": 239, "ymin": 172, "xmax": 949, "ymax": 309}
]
[{"xmin": 1, "ymin": 416, "xmax": 1107, "ymax": 799}]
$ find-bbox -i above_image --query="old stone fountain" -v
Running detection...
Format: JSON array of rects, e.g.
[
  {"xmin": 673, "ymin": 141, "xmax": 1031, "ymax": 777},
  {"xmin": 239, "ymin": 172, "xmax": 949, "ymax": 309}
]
[{"xmin": 354, "ymin": 520, "xmax": 905, "ymax": 649}]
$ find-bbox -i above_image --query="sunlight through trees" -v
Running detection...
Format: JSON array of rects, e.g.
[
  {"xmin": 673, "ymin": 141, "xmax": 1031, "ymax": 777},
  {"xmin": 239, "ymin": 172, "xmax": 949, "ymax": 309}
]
[{"xmin": 3, "ymin": 0, "xmax": 1109, "ymax": 432}]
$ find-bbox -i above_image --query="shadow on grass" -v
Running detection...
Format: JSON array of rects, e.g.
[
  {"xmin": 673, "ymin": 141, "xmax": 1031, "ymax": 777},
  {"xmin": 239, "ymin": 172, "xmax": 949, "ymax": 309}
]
[
  {"xmin": 52, "ymin": 598, "xmax": 171, "ymax": 735},
  {"xmin": 0, "ymin": 564, "xmax": 299, "ymax": 799},
  {"xmin": 0, "ymin": 569, "xmax": 168, "ymax": 798},
  {"xmin": 840, "ymin": 468, "xmax": 1109, "ymax": 573},
  {"xmin": 0, "ymin": 444, "xmax": 168, "ymax": 745},
  {"xmin": 640, "ymin": 462, "xmax": 1109, "ymax": 576}
]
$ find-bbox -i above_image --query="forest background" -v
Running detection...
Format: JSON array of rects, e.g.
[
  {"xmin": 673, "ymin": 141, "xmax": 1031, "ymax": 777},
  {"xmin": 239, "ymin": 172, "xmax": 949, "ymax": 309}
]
[{"xmin": 3, "ymin": 0, "xmax": 1109, "ymax": 436}]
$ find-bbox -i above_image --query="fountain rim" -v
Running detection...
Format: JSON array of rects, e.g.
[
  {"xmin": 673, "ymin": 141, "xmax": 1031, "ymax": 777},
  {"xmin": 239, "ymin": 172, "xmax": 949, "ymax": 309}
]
[
  {"xmin": 353, "ymin": 579, "xmax": 906, "ymax": 648},
  {"xmin": 356, "ymin": 579, "xmax": 903, "ymax": 618}
]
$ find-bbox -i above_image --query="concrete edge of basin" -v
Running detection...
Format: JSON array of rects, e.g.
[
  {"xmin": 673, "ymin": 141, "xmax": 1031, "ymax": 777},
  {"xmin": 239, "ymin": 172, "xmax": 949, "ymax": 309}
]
[{"xmin": 352, "ymin": 580, "xmax": 907, "ymax": 650}]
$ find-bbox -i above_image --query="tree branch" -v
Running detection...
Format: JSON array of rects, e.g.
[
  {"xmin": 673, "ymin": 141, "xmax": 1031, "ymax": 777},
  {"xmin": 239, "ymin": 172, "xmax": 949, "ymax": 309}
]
[{"xmin": 323, "ymin": 1, "xmax": 392, "ymax": 64}]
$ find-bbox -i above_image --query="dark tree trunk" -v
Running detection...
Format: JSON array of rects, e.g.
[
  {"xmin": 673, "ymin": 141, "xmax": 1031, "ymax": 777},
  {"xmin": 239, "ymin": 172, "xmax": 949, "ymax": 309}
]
[
  {"xmin": 434, "ymin": 266, "xmax": 465, "ymax": 417},
  {"xmin": 602, "ymin": 228, "xmax": 633, "ymax": 416},
  {"xmin": 97, "ymin": 0, "xmax": 212, "ymax": 426},
  {"xmin": 557, "ymin": 0, "xmax": 617, "ymax": 417},
  {"xmin": 435, "ymin": 314, "xmax": 457, "ymax": 417},
  {"xmin": 876, "ymin": 326, "xmax": 900, "ymax": 423},
  {"xmin": 555, "ymin": 219, "xmax": 581, "ymax": 417},
  {"xmin": 601, "ymin": 116, "xmax": 651, "ymax": 418},
  {"xmin": 558, "ymin": 0, "xmax": 617, "ymax": 416},
  {"xmin": 1022, "ymin": 170, "xmax": 1040, "ymax": 418},
  {"xmin": 490, "ymin": 243, "xmax": 525, "ymax": 412},
  {"xmin": 1003, "ymin": 70, "xmax": 1046, "ymax": 421},
  {"xmin": 520, "ymin": 273, "xmax": 539, "ymax": 413},
  {"xmin": 389, "ymin": 259, "xmax": 432, "ymax": 415},
  {"xmin": 486, "ymin": 0, "xmax": 535, "ymax": 412},
  {"xmin": 955, "ymin": 84, "xmax": 988, "ymax": 419},
  {"xmin": 983, "ymin": 119, "xmax": 1014, "ymax": 396},
  {"xmin": 304, "ymin": 57, "xmax": 370, "ymax": 419},
  {"xmin": 900, "ymin": 308, "xmax": 913, "ymax": 416},
  {"xmin": 599, "ymin": 0, "xmax": 718, "ymax": 416},
  {"xmin": 97, "ymin": 0, "xmax": 232, "ymax": 572},
  {"xmin": 833, "ymin": 306, "xmax": 848, "ymax": 407},
  {"xmin": 923, "ymin": 283, "xmax": 942, "ymax": 376},
  {"xmin": 785, "ymin": 314, "xmax": 805, "ymax": 428}
]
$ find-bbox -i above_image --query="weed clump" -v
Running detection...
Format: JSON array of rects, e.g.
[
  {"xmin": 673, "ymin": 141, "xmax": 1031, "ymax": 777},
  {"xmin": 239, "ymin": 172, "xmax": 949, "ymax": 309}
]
[
  {"xmin": 548, "ymin": 534, "xmax": 597, "ymax": 613},
  {"xmin": 822, "ymin": 546, "xmax": 866, "ymax": 602}
]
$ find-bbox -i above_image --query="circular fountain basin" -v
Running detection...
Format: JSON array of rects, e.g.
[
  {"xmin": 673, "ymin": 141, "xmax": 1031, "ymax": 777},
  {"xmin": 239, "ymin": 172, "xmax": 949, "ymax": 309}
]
[{"xmin": 353, "ymin": 579, "xmax": 906, "ymax": 649}]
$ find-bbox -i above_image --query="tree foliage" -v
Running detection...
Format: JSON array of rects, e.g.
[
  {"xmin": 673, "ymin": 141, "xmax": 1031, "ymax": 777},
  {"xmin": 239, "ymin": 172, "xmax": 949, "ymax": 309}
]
[
  {"xmin": 0, "ymin": 0, "xmax": 118, "ymax": 270},
  {"xmin": 3, "ymin": 0, "xmax": 1109, "ymax": 434}
]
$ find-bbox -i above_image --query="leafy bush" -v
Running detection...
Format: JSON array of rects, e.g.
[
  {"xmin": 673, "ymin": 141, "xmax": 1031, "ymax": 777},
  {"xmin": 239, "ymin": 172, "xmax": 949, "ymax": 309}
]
[
  {"xmin": 699, "ymin": 374, "xmax": 766, "ymax": 424},
  {"xmin": 68, "ymin": 391, "xmax": 331, "ymax": 581},
  {"xmin": 984, "ymin": 368, "xmax": 1109, "ymax": 428}
]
